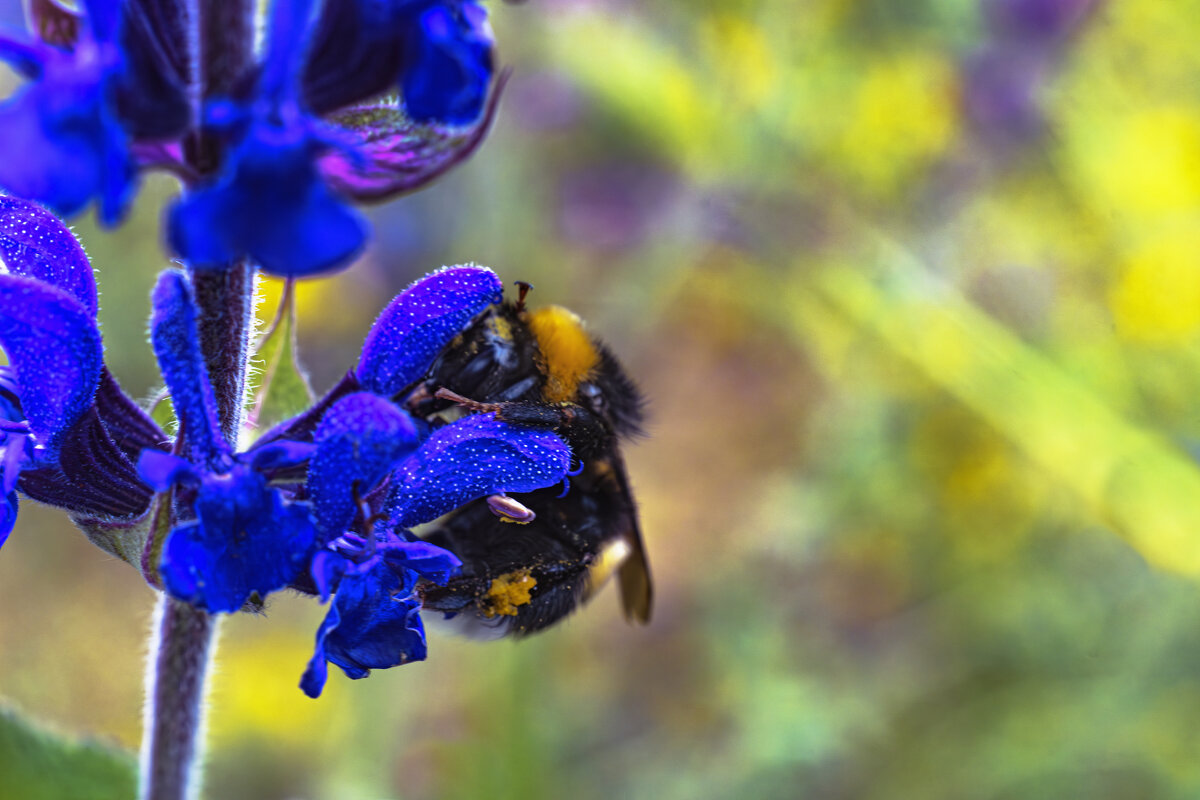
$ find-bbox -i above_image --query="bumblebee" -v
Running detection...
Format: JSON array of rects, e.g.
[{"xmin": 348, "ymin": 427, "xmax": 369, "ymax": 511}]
[{"xmin": 404, "ymin": 282, "xmax": 652, "ymax": 637}]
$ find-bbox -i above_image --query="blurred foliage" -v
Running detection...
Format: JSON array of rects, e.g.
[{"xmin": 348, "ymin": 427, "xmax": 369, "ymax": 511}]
[
  {"xmin": 7, "ymin": 0, "xmax": 1200, "ymax": 798},
  {"xmin": 0, "ymin": 706, "xmax": 134, "ymax": 800}
]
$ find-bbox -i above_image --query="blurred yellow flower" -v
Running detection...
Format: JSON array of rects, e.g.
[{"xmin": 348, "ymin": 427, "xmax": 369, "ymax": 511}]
[
  {"xmin": 831, "ymin": 52, "xmax": 959, "ymax": 197},
  {"xmin": 1110, "ymin": 227, "xmax": 1200, "ymax": 344},
  {"xmin": 699, "ymin": 15, "xmax": 779, "ymax": 112},
  {"xmin": 1072, "ymin": 107, "xmax": 1200, "ymax": 225},
  {"xmin": 208, "ymin": 627, "xmax": 343, "ymax": 751}
]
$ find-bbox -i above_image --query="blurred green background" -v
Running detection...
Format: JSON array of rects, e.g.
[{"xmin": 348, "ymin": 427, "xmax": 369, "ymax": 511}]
[{"xmin": 6, "ymin": 0, "xmax": 1200, "ymax": 797}]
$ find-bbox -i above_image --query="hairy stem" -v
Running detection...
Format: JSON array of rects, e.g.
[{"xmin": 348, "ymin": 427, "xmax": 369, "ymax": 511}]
[
  {"xmin": 192, "ymin": 261, "xmax": 256, "ymax": 443},
  {"xmin": 185, "ymin": 0, "xmax": 256, "ymax": 175},
  {"xmin": 191, "ymin": 0, "xmax": 258, "ymax": 442},
  {"xmin": 140, "ymin": 4, "xmax": 258, "ymax": 799},
  {"xmin": 140, "ymin": 597, "xmax": 219, "ymax": 800}
]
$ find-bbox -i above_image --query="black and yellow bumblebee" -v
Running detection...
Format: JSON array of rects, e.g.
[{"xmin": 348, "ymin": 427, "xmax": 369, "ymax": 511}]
[{"xmin": 404, "ymin": 282, "xmax": 653, "ymax": 637}]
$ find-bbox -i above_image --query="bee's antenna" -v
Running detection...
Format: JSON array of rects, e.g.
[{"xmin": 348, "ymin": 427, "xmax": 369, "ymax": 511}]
[{"xmin": 514, "ymin": 280, "xmax": 534, "ymax": 312}]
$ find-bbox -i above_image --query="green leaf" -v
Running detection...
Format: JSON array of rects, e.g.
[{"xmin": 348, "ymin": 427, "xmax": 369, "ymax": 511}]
[
  {"xmin": 0, "ymin": 705, "xmax": 136, "ymax": 800},
  {"xmin": 148, "ymin": 388, "xmax": 177, "ymax": 435},
  {"xmin": 251, "ymin": 282, "xmax": 315, "ymax": 435}
]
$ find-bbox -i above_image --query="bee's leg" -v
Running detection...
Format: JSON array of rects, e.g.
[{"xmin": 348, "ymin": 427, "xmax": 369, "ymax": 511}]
[
  {"xmin": 434, "ymin": 387, "xmax": 504, "ymax": 415},
  {"xmin": 435, "ymin": 387, "xmax": 612, "ymax": 460}
]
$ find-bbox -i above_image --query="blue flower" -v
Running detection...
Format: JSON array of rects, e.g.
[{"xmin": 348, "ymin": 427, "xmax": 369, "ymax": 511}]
[
  {"xmin": 138, "ymin": 270, "xmax": 317, "ymax": 612},
  {"xmin": 0, "ymin": 377, "xmax": 32, "ymax": 549},
  {"xmin": 293, "ymin": 266, "xmax": 573, "ymax": 696},
  {"xmin": 0, "ymin": 197, "xmax": 104, "ymax": 536},
  {"xmin": 301, "ymin": 0, "xmax": 495, "ymax": 125},
  {"xmin": 167, "ymin": 111, "xmax": 367, "ymax": 277},
  {"xmin": 301, "ymin": 1, "xmax": 501, "ymax": 206},
  {"xmin": 386, "ymin": 413, "xmax": 574, "ymax": 528},
  {"xmin": 400, "ymin": 2, "xmax": 494, "ymax": 125},
  {"xmin": 299, "ymin": 533, "xmax": 460, "ymax": 698},
  {"xmin": 168, "ymin": 0, "xmax": 367, "ymax": 277},
  {"xmin": 356, "ymin": 264, "xmax": 504, "ymax": 395},
  {"xmin": 298, "ymin": 397, "xmax": 571, "ymax": 696},
  {"xmin": 0, "ymin": 1, "xmax": 136, "ymax": 224},
  {"xmin": 0, "ymin": 196, "xmax": 172, "ymax": 554},
  {"xmin": 140, "ymin": 451, "xmax": 318, "ymax": 612}
]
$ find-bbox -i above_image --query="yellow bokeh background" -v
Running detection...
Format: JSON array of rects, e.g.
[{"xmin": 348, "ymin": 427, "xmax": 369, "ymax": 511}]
[{"xmin": 7, "ymin": 0, "xmax": 1200, "ymax": 797}]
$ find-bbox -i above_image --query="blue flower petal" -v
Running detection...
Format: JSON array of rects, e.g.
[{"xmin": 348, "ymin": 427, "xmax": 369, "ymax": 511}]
[
  {"xmin": 150, "ymin": 270, "xmax": 229, "ymax": 465},
  {"xmin": 1, "ymin": 436, "xmax": 27, "ymax": 497},
  {"xmin": 260, "ymin": 0, "xmax": 319, "ymax": 102},
  {"xmin": 309, "ymin": 392, "xmax": 420, "ymax": 537},
  {"xmin": 81, "ymin": 0, "xmax": 121, "ymax": 42},
  {"xmin": 168, "ymin": 123, "xmax": 368, "ymax": 277},
  {"xmin": 356, "ymin": 265, "xmax": 502, "ymax": 396},
  {"xmin": 310, "ymin": 549, "xmax": 347, "ymax": 602},
  {"xmin": 300, "ymin": 561, "xmax": 426, "ymax": 698},
  {"xmin": 0, "ymin": 489, "xmax": 16, "ymax": 549},
  {"xmin": 1, "ymin": 388, "xmax": 31, "ymax": 497},
  {"xmin": 0, "ymin": 195, "xmax": 98, "ymax": 315},
  {"xmin": 0, "ymin": 36, "xmax": 136, "ymax": 222},
  {"xmin": 136, "ymin": 449, "xmax": 198, "ymax": 491},
  {"xmin": 160, "ymin": 464, "xmax": 317, "ymax": 612},
  {"xmin": 300, "ymin": 597, "xmax": 337, "ymax": 697},
  {"xmin": 164, "ymin": 186, "xmax": 237, "ymax": 266},
  {"xmin": 0, "ymin": 274, "xmax": 101, "ymax": 450},
  {"xmin": 388, "ymin": 414, "xmax": 571, "ymax": 528},
  {"xmin": 0, "ymin": 37, "xmax": 42, "ymax": 77},
  {"xmin": 379, "ymin": 536, "xmax": 461, "ymax": 584},
  {"xmin": 401, "ymin": 2, "xmax": 494, "ymax": 125},
  {"xmin": 248, "ymin": 440, "xmax": 318, "ymax": 472}
]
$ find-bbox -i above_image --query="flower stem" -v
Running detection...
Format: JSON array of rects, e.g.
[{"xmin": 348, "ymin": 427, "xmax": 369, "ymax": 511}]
[
  {"xmin": 191, "ymin": 260, "xmax": 256, "ymax": 443},
  {"xmin": 140, "ymin": 596, "xmax": 220, "ymax": 800},
  {"xmin": 140, "ymin": 4, "xmax": 257, "ymax": 799}
]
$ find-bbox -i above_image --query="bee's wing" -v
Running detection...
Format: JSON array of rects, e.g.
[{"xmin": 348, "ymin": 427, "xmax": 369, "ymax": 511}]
[{"xmin": 585, "ymin": 449, "xmax": 653, "ymax": 624}]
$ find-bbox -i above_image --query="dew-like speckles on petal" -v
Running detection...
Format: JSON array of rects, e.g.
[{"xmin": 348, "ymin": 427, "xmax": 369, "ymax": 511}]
[
  {"xmin": 388, "ymin": 413, "xmax": 571, "ymax": 527},
  {"xmin": 356, "ymin": 265, "xmax": 503, "ymax": 396},
  {"xmin": 0, "ymin": 274, "xmax": 102, "ymax": 449},
  {"xmin": 0, "ymin": 195, "xmax": 97, "ymax": 316},
  {"xmin": 309, "ymin": 392, "xmax": 420, "ymax": 536}
]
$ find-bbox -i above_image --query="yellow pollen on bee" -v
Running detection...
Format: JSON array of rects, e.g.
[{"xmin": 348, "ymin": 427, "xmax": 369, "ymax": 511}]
[
  {"xmin": 526, "ymin": 306, "xmax": 599, "ymax": 403},
  {"xmin": 481, "ymin": 570, "xmax": 538, "ymax": 617},
  {"xmin": 487, "ymin": 313, "xmax": 514, "ymax": 342}
]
